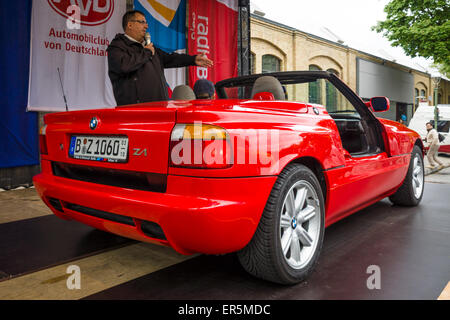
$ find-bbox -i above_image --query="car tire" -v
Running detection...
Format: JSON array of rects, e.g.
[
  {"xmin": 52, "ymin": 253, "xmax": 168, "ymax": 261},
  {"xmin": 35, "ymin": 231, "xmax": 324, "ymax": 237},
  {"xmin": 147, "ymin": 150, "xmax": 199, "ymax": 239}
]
[
  {"xmin": 389, "ymin": 145, "xmax": 424, "ymax": 206},
  {"xmin": 237, "ymin": 163, "xmax": 325, "ymax": 285}
]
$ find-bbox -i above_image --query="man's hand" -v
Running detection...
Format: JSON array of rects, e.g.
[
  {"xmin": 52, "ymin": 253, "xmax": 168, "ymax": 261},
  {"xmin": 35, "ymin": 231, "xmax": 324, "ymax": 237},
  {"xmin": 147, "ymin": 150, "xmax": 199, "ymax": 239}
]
[
  {"xmin": 144, "ymin": 43, "xmax": 155, "ymax": 55},
  {"xmin": 195, "ymin": 54, "xmax": 213, "ymax": 67}
]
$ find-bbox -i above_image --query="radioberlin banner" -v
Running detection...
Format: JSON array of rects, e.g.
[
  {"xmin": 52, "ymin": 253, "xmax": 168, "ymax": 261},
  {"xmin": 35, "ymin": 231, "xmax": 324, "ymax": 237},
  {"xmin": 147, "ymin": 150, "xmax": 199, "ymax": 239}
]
[
  {"xmin": 135, "ymin": 0, "xmax": 187, "ymax": 95},
  {"xmin": 188, "ymin": 0, "xmax": 238, "ymax": 86},
  {"xmin": 27, "ymin": 0, "xmax": 126, "ymax": 111}
]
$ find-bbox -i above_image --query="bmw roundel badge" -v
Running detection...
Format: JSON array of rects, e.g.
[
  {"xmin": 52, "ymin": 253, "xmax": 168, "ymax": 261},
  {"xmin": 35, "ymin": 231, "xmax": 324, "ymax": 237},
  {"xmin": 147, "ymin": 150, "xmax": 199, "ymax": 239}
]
[
  {"xmin": 291, "ymin": 217, "xmax": 297, "ymax": 229},
  {"xmin": 89, "ymin": 117, "xmax": 98, "ymax": 130}
]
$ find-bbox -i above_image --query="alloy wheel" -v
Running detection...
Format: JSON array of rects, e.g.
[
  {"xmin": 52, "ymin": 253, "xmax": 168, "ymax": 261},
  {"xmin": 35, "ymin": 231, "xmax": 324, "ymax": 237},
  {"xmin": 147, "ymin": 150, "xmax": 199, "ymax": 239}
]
[
  {"xmin": 412, "ymin": 153, "xmax": 424, "ymax": 199},
  {"xmin": 279, "ymin": 180, "xmax": 321, "ymax": 270}
]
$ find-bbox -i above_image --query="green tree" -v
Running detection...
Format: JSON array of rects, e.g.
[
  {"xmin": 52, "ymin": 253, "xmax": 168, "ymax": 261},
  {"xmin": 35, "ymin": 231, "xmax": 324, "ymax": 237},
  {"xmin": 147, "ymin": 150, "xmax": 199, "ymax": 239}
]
[{"xmin": 374, "ymin": 0, "xmax": 450, "ymax": 76}]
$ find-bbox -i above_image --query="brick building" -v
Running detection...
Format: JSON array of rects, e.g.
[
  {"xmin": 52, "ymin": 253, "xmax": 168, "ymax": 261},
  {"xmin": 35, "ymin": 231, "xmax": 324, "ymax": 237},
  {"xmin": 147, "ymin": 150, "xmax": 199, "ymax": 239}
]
[{"xmin": 250, "ymin": 13, "xmax": 450, "ymax": 122}]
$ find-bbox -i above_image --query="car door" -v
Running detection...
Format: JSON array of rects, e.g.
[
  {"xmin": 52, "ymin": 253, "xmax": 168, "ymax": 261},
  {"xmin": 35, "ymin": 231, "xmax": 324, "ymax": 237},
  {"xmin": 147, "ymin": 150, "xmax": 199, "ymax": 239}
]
[{"xmin": 322, "ymin": 77, "xmax": 408, "ymax": 223}]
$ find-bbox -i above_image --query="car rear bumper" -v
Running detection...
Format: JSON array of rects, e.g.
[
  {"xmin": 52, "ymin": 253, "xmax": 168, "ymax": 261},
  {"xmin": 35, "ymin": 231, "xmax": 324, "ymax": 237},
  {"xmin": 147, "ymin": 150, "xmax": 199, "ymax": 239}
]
[{"xmin": 33, "ymin": 160, "xmax": 276, "ymax": 255}]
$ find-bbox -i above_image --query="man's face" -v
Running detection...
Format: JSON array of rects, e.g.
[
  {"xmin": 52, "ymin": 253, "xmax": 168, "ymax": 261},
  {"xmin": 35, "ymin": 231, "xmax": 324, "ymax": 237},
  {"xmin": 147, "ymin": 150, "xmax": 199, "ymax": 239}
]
[
  {"xmin": 126, "ymin": 13, "xmax": 148, "ymax": 42},
  {"xmin": 426, "ymin": 123, "xmax": 433, "ymax": 131}
]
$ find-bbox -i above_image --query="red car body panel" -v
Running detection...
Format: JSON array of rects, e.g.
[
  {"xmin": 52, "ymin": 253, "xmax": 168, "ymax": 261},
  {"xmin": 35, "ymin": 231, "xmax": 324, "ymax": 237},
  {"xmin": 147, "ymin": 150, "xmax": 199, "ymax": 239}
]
[
  {"xmin": 41, "ymin": 106, "xmax": 176, "ymax": 174},
  {"xmin": 324, "ymin": 152, "xmax": 409, "ymax": 226},
  {"xmin": 34, "ymin": 159, "xmax": 276, "ymax": 255},
  {"xmin": 34, "ymin": 77, "xmax": 423, "ymax": 256},
  {"xmin": 378, "ymin": 118, "xmax": 420, "ymax": 156}
]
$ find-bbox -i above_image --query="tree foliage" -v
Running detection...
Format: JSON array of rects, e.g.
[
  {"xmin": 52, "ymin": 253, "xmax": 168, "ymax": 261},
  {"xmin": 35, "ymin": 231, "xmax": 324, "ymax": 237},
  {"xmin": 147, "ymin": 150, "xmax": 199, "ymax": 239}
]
[{"xmin": 374, "ymin": 0, "xmax": 450, "ymax": 74}]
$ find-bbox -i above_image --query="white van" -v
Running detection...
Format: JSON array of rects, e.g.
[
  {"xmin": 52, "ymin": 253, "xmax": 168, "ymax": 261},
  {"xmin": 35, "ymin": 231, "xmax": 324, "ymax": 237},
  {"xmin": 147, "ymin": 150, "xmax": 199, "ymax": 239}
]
[{"xmin": 408, "ymin": 104, "xmax": 450, "ymax": 154}]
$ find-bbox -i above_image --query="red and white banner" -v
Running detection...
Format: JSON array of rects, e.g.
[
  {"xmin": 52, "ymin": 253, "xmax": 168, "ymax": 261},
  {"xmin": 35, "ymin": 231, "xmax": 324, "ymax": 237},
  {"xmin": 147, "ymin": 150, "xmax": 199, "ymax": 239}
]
[
  {"xmin": 188, "ymin": 0, "xmax": 238, "ymax": 87},
  {"xmin": 27, "ymin": 0, "xmax": 126, "ymax": 111}
]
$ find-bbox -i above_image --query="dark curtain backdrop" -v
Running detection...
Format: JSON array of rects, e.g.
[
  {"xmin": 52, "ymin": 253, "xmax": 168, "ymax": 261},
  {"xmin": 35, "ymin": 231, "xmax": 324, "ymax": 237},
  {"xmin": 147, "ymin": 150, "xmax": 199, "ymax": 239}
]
[{"xmin": 0, "ymin": 0, "xmax": 39, "ymax": 168}]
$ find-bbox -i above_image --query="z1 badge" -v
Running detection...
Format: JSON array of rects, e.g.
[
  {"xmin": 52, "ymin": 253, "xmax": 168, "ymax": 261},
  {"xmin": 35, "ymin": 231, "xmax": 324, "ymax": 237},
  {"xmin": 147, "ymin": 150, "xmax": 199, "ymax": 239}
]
[{"xmin": 133, "ymin": 148, "xmax": 148, "ymax": 156}]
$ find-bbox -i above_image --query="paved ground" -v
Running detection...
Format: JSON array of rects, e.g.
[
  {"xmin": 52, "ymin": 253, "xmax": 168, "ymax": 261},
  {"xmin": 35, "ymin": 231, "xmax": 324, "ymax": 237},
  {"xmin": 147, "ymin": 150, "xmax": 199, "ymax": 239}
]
[
  {"xmin": 0, "ymin": 156, "xmax": 449, "ymax": 301},
  {"xmin": 425, "ymin": 154, "xmax": 450, "ymax": 183}
]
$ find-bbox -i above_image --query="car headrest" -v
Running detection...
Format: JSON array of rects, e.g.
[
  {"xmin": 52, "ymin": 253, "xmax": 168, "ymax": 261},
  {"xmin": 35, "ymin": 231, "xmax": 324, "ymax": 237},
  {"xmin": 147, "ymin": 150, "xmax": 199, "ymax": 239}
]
[
  {"xmin": 172, "ymin": 85, "xmax": 196, "ymax": 100},
  {"xmin": 253, "ymin": 92, "xmax": 275, "ymax": 101},
  {"xmin": 251, "ymin": 76, "xmax": 285, "ymax": 100}
]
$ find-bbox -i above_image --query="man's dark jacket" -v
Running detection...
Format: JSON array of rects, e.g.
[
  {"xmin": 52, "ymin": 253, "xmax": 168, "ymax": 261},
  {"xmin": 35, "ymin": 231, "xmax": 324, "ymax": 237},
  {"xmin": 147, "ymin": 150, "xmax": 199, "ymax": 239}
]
[{"xmin": 107, "ymin": 33, "xmax": 196, "ymax": 106}]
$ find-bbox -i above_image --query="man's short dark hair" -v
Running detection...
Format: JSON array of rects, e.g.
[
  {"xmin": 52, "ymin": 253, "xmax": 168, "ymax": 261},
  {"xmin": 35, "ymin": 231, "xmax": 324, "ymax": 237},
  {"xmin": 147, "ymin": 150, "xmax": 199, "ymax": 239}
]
[
  {"xmin": 193, "ymin": 79, "xmax": 215, "ymax": 99},
  {"xmin": 426, "ymin": 122, "xmax": 432, "ymax": 126},
  {"xmin": 122, "ymin": 10, "xmax": 145, "ymax": 31}
]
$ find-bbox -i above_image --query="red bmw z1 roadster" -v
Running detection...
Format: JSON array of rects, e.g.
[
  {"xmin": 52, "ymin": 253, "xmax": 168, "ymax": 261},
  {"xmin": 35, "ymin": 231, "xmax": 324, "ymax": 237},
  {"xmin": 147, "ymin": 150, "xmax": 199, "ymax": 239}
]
[{"xmin": 34, "ymin": 71, "xmax": 425, "ymax": 284}]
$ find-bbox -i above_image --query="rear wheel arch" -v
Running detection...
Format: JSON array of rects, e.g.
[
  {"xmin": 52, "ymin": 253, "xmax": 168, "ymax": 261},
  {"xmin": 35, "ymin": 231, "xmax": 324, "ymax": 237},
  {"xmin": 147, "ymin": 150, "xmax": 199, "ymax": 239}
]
[
  {"xmin": 238, "ymin": 161, "xmax": 326, "ymax": 284},
  {"xmin": 238, "ymin": 157, "xmax": 327, "ymax": 255}
]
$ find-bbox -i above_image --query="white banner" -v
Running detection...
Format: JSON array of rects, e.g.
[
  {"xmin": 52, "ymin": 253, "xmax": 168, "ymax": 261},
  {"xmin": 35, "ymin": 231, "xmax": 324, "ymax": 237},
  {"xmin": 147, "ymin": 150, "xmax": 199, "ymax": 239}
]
[{"xmin": 27, "ymin": 0, "xmax": 126, "ymax": 111}]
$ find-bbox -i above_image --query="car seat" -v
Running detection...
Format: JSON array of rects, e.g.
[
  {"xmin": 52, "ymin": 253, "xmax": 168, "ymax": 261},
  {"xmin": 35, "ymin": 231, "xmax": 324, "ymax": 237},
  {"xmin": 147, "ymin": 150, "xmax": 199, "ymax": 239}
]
[{"xmin": 172, "ymin": 85, "xmax": 196, "ymax": 100}]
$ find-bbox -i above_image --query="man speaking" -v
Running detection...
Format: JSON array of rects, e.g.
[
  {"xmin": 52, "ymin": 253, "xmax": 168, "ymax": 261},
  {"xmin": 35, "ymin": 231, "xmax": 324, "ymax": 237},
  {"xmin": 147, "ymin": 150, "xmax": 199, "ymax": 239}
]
[{"xmin": 107, "ymin": 10, "xmax": 213, "ymax": 106}]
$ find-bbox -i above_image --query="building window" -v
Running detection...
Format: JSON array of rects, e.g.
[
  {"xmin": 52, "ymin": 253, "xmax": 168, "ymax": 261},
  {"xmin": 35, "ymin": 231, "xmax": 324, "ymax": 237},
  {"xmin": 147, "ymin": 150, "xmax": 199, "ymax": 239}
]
[
  {"xmin": 308, "ymin": 65, "xmax": 322, "ymax": 104},
  {"xmin": 420, "ymin": 89, "xmax": 426, "ymax": 100},
  {"xmin": 262, "ymin": 54, "xmax": 281, "ymax": 73},
  {"xmin": 438, "ymin": 93, "xmax": 442, "ymax": 104},
  {"xmin": 326, "ymin": 69, "xmax": 339, "ymax": 111}
]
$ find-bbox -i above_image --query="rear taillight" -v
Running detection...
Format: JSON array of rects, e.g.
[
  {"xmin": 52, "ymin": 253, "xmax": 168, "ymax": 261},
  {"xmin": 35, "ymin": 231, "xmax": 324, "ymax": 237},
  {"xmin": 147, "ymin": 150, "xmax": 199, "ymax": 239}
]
[
  {"xmin": 39, "ymin": 125, "xmax": 48, "ymax": 155},
  {"xmin": 169, "ymin": 123, "xmax": 232, "ymax": 169}
]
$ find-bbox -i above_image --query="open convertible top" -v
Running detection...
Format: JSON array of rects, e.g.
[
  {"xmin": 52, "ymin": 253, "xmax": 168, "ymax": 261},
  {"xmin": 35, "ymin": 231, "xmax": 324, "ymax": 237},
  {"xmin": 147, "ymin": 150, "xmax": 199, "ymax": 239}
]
[{"xmin": 215, "ymin": 70, "xmax": 335, "ymax": 98}]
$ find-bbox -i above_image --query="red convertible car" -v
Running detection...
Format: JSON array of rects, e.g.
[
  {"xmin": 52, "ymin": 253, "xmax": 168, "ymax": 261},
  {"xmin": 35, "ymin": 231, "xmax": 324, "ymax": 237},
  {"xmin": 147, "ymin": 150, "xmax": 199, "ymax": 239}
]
[{"xmin": 34, "ymin": 71, "xmax": 425, "ymax": 284}]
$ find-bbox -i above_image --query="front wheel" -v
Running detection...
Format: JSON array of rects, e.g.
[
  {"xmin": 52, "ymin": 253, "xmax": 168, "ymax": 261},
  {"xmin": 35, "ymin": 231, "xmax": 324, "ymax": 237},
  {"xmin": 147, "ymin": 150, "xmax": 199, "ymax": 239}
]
[
  {"xmin": 389, "ymin": 145, "xmax": 424, "ymax": 206},
  {"xmin": 237, "ymin": 164, "xmax": 325, "ymax": 284}
]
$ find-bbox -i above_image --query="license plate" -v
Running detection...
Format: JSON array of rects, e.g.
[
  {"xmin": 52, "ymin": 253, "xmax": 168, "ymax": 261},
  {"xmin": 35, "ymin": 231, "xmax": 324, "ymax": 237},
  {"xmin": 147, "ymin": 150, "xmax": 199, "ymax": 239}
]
[{"xmin": 69, "ymin": 135, "xmax": 128, "ymax": 163}]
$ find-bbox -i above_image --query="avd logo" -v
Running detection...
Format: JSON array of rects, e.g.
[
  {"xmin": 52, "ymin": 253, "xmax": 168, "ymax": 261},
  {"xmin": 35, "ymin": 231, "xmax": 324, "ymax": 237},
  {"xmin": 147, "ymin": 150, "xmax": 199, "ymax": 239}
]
[{"xmin": 48, "ymin": 0, "xmax": 114, "ymax": 26}]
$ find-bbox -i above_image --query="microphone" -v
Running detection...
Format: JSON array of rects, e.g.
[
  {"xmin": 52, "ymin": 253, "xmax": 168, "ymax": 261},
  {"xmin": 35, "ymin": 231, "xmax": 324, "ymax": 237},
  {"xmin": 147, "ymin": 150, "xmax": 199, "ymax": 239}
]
[{"xmin": 145, "ymin": 32, "xmax": 151, "ymax": 46}]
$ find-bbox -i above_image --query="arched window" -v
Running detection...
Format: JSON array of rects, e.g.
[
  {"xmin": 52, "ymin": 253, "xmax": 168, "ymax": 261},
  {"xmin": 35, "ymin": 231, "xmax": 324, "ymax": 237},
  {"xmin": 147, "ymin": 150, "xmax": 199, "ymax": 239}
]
[
  {"xmin": 326, "ymin": 69, "xmax": 339, "ymax": 111},
  {"xmin": 420, "ymin": 89, "xmax": 426, "ymax": 100},
  {"xmin": 308, "ymin": 65, "xmax": 322, "ymax": 104},
  {"xmin": 262, "ymin": 54, "xmax": 281, "ymax": 73}
]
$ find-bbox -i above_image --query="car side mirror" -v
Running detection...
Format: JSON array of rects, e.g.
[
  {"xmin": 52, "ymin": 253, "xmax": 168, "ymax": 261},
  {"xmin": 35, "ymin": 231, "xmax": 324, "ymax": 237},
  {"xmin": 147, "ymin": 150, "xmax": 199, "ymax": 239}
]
[{"xmin": 368, "ymin": 97, "xmax": 390, "ymax": 112}]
